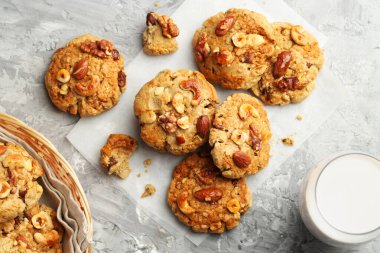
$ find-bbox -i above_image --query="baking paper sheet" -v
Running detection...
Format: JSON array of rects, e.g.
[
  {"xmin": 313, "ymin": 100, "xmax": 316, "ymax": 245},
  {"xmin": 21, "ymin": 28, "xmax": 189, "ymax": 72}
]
[{"xmin": 67, "ymin": 0, "xmax": 346, "ymax": 245}]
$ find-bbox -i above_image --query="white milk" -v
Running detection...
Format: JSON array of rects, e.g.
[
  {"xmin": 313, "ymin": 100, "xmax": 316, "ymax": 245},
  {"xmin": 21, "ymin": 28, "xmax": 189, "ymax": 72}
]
[
  {"xmin": 299, "ymin": 152, "xmax": 380, "ymax": 247},
  {"xmin": 316, "ymin": 154, "xmax": 380, "ymax": 234}
]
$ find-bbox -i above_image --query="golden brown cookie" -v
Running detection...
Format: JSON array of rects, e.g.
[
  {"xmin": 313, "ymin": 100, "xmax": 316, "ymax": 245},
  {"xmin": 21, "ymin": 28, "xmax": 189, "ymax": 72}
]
[
  {"xmin": 167, "ymin": 152, "xmax": 252, "ymax": 233},
  {"xmin": 134, "ymin": 69, "xmax": 219, "ymax": 155},
  {"xmin": 0, "ymin": 142, "xmax": 44, "ymax": 223},
  {"xmin": 143, "ymin": 12, "xmax": 179, "ymax": 55},
  {"xmin": 251, "ymin": 23, "xmax": 324, "ymax": 105},
  {"xmin": 0, "ymin": 204, "xmax": 63, "ymax": 253},
  {"xmin": 45, "ymin": 34, "xmax": 127, "ymax": 117},
  {"xmin": 193, "ymin": 8, "xmax": 275, "ymax": 90},
  {"xmin": 209, "ymin": 93, "xmax": 271, "ymax": 179},
  {"xmin": 100, "ymin": 134, "xmax": 138, "ymax": 179}
]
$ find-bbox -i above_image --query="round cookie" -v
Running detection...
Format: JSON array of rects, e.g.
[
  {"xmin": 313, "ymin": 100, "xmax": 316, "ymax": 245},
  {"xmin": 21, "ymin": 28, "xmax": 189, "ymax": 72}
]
[
  {"xmin": 193, "ymin": 8, "xmax": 275, "ymax": 90},
  {"xmin": 209, "ymin": 93, "xmax": 271, "ymax": 179},
  {"xmin": 134, "ymin": 69, "xmax": 219, "ymax": 155},
  {"xmin": 0, "ymin": 142, "xmax": 44, "ymax": 223},
  {"xmin": 251, "ymin": 23, "xmax": 324, "ymax": 105},
  {"xmin": 167, "ymin": 152, "xmax": 252, "ymax": 233},
  {"xmin": 45, "ymin": 34, "xmax": 126, "ymax": 117}
]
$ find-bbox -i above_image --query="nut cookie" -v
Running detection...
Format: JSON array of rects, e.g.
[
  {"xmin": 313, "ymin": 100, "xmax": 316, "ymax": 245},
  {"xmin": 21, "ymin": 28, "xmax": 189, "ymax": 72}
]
[
  {"xmin": 167, "ymin": 153, "xmax": 252, "ymax": 233},
  {"xmin": 100, "ymin": 134, "xmax": 138, "ymax": 179},
  {"xmin": 45, "ymin": 34, "xmax": 126, "ymax": 117},
  {"xmin": 193, "ymin": 8, "xmax": 275, "ymax": 90},
  {"xmin": 0, "ymin": 142, "xmax": 44, "ymax": 223},
  {"xmin": 251, "ymin": 23, "xmax": 324, "ymax": 105},
  {"xmin": 143, "ymin": 12, "xmax": 179, "ymax": 55},
  {"xmin": 134, "ymin": 69, "xmax": 219, "ymax": 155},
  {"xmin": 0, "ymin": 204, "xmax": 63, "ymax": 253},
  {"xmin": 209, "ymin": 93, "xmax": 271, "ymax": 179}
]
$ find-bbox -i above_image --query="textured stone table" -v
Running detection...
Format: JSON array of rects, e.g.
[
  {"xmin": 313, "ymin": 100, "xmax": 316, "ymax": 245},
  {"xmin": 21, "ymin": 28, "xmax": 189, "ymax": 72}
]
[{"xmin": 1, "ymin": 0, "xmax": 380, "ymax": 252}]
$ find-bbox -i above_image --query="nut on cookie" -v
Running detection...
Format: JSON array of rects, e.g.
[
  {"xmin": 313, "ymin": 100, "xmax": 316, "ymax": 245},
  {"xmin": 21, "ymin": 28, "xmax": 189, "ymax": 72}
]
[
  {"xmin": 143, "ymin": 12, "xmax": 179, "ymax": 55},
  {"xmin": 100, "ymin": 134, "xmax": 138, "ymax": 179}
]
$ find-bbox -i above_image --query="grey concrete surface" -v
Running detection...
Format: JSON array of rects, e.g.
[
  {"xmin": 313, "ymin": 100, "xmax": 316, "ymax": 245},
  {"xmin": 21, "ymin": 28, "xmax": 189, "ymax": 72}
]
[{"xmin": 0, "ymin": 0, "xmax": 379, "ymax": 252}]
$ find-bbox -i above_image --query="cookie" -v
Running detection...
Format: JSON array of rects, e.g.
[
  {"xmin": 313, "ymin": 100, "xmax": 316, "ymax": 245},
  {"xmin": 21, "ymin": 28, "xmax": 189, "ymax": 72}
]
[
  {"xmin": 167, "ymin": 153, "xmax": 252, "ymax": 233},
  {"xmin": 100, "ymin": 134, "xmax": 138, "ymax": 179},
  {"xmin": 251, "ymin": 23, "xmax": 324, "ymax": 105},
  {"xmin": 143, "ymin": 12, "xmax": 179, "ymax": 55},
  {"xmin": 193, "ymin": 8, "xmax": 275, "ymax": 90},
  {"xmin": 0, "ymin": 204, "xmax": 63, "ymax": 253},
  {"xmin": 209, "ymin": 93, "xmax": 271, "ymax": 179},
  {"xmin": 45, "ymin": 34, "xmax": 127, "ymax": 117},
  {"xmin": 134, "ymin": 69, "xmax": 219, "ymax": 155},
  {"xmin": 0, "ymin": 142, "xmax": 44, "ymax": 223}
]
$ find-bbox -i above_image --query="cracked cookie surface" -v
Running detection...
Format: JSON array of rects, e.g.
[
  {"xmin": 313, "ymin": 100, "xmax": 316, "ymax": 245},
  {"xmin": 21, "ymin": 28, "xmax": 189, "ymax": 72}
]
[
  {"xmin": 45, "ymin": 34, "xmax": 126, "ymax": 116},
  {"xmin": 134, "ymin": 69, "xmax": 219, "ymax": 155},
  {"xmin": 143, "ymin": 12, "xmax": 179, "ymax": 55},
  {"xmin": 251, "ymin": 22, "xmax": 324, "ymax": 105},
  {"xmin": 0, "ymin": 142, "xmax": 44, "ymax": 224},
  {"xmin": 100, "ymin": 134, "xmax": 138, "ymax": 179},
  {"xmin": 193, "ymin": 8, "xmax": 275, "ymax": 90},
  {"xmin": 209, "ymin": 93, "xmax": 271, "ymax": 179},
  {"xmin": 167, "ymin": 152, "xmax": 252, "ymax": 233}
]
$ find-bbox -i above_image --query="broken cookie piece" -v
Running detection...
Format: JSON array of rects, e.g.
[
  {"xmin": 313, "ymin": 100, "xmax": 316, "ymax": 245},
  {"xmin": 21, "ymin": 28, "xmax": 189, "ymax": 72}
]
[
  {"xmin": 141, "ymin": 184, "xmax": 156, "ymax": 198},
  {"xmin": 143, "ymin": 12, "xmax": 179, "ymax": 55},
  {"xmin": 100, "ymin": 134, "xmax": 138, "ymax": 179}
]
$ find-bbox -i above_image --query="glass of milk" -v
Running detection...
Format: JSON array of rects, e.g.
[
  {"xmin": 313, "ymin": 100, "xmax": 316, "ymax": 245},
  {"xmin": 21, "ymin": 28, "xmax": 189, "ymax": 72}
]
[{"xmin": 299, "ymin": 152, "xmax": 380, "ymax": 247}]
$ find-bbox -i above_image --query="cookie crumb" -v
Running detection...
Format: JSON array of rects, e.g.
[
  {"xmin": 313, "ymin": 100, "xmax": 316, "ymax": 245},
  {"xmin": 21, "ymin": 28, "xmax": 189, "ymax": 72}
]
[
  {"xmin": 154, "ymin": 2, "xmax": 161, "ymax": 7},
  {"xmin": 296, "ymin": 114, "xmax": 303, "ymax": 121},
  {"xmin": 141, "ymin": 184, "xmax": 156, "ymax": 198},
  {"xmin": 282, "ymin": 136, "xmax": 294, "ymax": 146},
  {"xmin": 144, "ymin": 159, "xmax": 152, "ymax": 167},
  {"xmin": 137, "ymin": 173, "xmax": 141, "ymax": 177}
]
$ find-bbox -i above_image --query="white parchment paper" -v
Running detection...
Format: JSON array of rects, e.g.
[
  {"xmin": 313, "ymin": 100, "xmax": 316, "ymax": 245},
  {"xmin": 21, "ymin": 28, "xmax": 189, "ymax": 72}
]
[{"xmin": 67, "ymin": 0, "xmax": 346, "ymax": 245}]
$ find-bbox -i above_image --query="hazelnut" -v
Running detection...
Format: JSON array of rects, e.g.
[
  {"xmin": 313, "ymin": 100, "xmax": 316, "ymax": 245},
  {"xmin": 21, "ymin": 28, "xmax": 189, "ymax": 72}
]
[
  {"xmin": 227, "ymin": 199, "xmax": 240, "ymax": 213},
  {"xmin": 231, "ymin": 32, "xmax": 247, "ymax": 48},
  {"xmin": 31, "ymin": 211, "xmax": 51, "ymax": 229},
  {"xmin": 0, "ymin": 181, "xmax": 11, "ymax": 199},
  {"xmin": 56, "ymin": 69, "xmax": 70, "ymax": 83}
]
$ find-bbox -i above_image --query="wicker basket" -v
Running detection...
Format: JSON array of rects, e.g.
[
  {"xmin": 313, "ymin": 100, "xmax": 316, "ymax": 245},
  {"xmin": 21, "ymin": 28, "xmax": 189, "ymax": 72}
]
[{"xmin": 0, "ymin": 113, "xmax": 92, "ymax": 253}]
